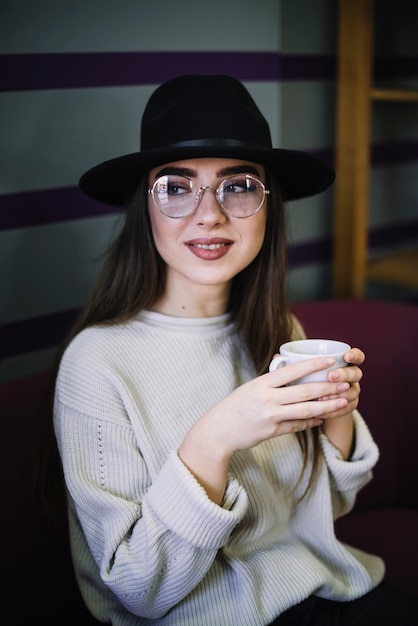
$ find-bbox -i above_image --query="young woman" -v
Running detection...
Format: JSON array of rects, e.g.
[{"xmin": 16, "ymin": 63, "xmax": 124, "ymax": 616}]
[{"xmin": 53, "ymin": 75, "xmax": 417, "ymax": 625}]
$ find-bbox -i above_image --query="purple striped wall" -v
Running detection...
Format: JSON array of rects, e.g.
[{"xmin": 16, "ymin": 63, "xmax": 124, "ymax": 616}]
[
  {"xmin": 2, "ymin": 50, "xmax": 418, "ymax": 361},
  {"xmin": 1, "ymin": 50, "xmax": 333, "ymax": 232},
  {"xmin": 1, "ymin": 51, "xmax": 418, "ymax": 232}
]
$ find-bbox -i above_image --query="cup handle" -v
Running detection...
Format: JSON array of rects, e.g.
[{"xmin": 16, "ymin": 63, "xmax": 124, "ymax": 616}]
[{"xmin": 269, "ymin": 355, "xmax": 289, "ymax": 372}]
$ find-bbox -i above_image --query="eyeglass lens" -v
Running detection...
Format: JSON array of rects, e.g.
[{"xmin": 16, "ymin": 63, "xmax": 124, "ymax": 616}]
[{"xmin": 150, "ymin": 174, "xmax": 267, "ymax": 218}]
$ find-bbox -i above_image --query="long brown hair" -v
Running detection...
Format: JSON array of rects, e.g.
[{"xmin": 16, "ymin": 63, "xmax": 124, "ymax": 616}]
[{"xmin": 39, "ymin": 167, "xmax": 319, "ymax": 517}]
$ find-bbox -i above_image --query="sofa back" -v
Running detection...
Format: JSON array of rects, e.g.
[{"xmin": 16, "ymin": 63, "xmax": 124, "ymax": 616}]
[{"xmin": 291, "ymin": 299, "xmax": 418, "ymax": 510}]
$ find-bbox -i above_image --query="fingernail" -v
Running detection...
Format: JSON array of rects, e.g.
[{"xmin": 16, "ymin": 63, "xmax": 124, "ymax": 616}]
[
  {"xmin": 338, "ymin": 382, "xmax": 350, "ymax": 392},
  {"xmin": 324, "ymin": 358, "xmax": 335, "ymax": 366}
]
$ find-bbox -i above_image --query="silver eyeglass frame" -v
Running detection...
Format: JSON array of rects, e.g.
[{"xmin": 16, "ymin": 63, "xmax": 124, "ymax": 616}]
[{"xmin": 148, "ymin": 174, "xmax": 270, "ymax": 219}]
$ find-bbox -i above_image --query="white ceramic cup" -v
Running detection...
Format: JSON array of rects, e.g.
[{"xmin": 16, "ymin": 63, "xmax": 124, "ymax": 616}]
[{"xmin": 268, "ymin": 339, "xmax": 351, "ymax": 385}]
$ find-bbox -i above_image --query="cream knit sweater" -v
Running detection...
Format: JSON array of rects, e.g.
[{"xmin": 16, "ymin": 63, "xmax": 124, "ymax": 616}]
[{"xmin": 54, "ymin": 310, "xmax": 384, "ymax": 625}]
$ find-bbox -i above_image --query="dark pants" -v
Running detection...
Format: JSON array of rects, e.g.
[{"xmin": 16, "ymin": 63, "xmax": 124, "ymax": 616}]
[{"xmin": 269, "ymin": 582, "xmax": 418, "ymax": 626}]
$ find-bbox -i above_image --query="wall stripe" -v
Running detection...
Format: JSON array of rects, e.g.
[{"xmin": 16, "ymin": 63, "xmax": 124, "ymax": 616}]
[
  {"xmin": 0, "ymin": 52, "xmax": 283, "ymax": 92},
  {"xmin": 372, "ymin": 140, "xmax": 418, "ymax": 164},
  {"xmin": 368, "ymin": 219, "xmax": 418, "ymax": 248},
  {"xmin": 287, "ymin": 218, "xmax": 418, "ymax": 269},
  {"xmin": 0, "ymin": 52, "xmax": 335, "ymax": 92},
  {"xmin": 1, "ymin": 52, "xmax": 417, "ymax": 93},
  {"xmin": 0, "ymin": 187, "xmax": 118, "ymax": 231},
  {"xmin": 2, "ymin": 217, "xmax": 417, "ymax": 361},
  {"xmin": 1, "ymin": 309, "xmax": 79, "ymax": 359}
]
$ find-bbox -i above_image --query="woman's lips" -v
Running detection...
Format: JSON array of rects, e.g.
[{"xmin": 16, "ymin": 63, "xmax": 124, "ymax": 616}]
[{"xmin": 185, "ymin": 239, "xmax": 233, "ymax": 260}]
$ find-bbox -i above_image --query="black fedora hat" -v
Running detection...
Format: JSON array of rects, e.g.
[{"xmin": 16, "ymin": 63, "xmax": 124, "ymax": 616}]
[{"xmin": 79, "ymin": 74, "xmax": 335, "ymax": 206}]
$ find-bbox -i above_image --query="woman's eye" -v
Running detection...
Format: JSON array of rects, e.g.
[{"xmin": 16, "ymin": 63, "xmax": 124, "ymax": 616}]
[
  {"xmin": 166, "ymin": 179, "xmax": 191, "ymax": 195},
  {"xmin": 167, "ymin": 184, "xmax": 184, "ymax": 195},
  {"xmin": 225, "ymin": 178, "xmax": 256, "ymax": 193},
  {"xmin": 225, "ymin": 182, "xmax": 244, "ymax": 193}
]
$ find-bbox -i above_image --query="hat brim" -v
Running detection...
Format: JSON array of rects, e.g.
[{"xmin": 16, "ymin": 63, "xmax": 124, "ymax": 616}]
[{"xmin": 79, "ymin": 145, "xmax": 335, "ymax": 206}]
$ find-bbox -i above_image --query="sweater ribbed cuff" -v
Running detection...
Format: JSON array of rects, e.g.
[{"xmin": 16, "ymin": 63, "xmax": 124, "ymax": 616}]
[
  {"xmin": 320, "ymin": 410, "xmax": 380, "ymax": 492},
  {"xmin": 146, "ymin": 451, "xmax": 248, "ymax": 549}
]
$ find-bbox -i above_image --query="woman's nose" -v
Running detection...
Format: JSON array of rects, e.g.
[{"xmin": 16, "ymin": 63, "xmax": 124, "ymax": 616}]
[{"xmin": 194, "ymin": 187, "xmax": 227, "ymax": 227}]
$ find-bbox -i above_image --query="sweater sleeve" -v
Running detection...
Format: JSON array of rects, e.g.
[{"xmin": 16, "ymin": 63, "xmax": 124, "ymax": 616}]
[
  {"xmin": 54, "ymin": 338, "xmax": 248, "ymax": 619},
  {"xmin": 319, "ymin": 409, "xmax": 379, "ymax": 518}
]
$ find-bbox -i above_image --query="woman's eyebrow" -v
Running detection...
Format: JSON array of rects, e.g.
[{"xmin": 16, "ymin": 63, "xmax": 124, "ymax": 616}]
[
  {"xmin": 153, "ymin": 166, "xmax": 196, "ymax": 179},
  {"xmin": 217, "ymin": 164, "xmax": 261, "ymax": 177},
  {"xmin": 153, "ymin": 164, "xmax": 262, "ymax": 181}
]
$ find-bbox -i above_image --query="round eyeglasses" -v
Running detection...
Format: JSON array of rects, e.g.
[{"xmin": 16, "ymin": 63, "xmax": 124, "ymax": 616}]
[{"xmin": 148, "ymin": 174, "xmax": 270, "ymax": 219}]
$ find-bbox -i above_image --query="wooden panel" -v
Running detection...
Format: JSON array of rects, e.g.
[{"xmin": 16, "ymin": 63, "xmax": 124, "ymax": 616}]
[
  {"xmin": 332, "ymin": 0, "xmax": 418, "ymax": 297},
  {"xmin": 371, "ymin": 88, "xmax": 418, "ymax": 102},
  {"xmin": 332, "ymin": 0, "xmax": 375, "ymax": 297},
  {"xmin": 366, "ymin": 250, "xmax": 418, "ymax": 289}
]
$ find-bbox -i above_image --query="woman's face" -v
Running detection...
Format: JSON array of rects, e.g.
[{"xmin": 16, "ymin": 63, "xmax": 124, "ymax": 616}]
[{"xmin": 148, "ymin": 157, "xmax": 268, "ymax": 311}]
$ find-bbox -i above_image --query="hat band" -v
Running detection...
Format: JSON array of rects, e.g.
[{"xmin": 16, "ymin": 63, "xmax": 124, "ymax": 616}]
[{"xmin": 160, "ymin": 138, "xmax": 269, "ymax": 151}]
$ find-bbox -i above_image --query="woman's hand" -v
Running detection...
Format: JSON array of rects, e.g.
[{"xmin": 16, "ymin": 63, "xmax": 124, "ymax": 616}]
[
  {"xmin": 179, "ymin": 355, "xmax": 356, "ymax": 504},
  {"xmin": 317, "ymin": 347, "xmax": 364, "ymax": 459}
]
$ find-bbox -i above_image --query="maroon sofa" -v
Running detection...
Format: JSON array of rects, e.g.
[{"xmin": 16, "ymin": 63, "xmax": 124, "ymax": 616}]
[
  {"xmin": 1, "ymin": 299, "xmax": 417, "ymax": 621},
  {"xmin": 292, "ymin": 299, "xmax": 418, "ymax": 596},
  {"xmin": 1, "ymin": 370, "xmax": 98, "ymax": 623}
]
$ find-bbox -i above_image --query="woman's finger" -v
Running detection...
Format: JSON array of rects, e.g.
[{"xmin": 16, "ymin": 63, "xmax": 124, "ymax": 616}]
[
  {"xmin": 268, "ymin": 356, "xmax": 338, "ymax": 387},
  {"xmin": 328, "ymin": 365, "xmax": 363, "ymax": 384},
  {"xmin": 344, "ymin": 347, "xmax": 365, "ymax": 365}
]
